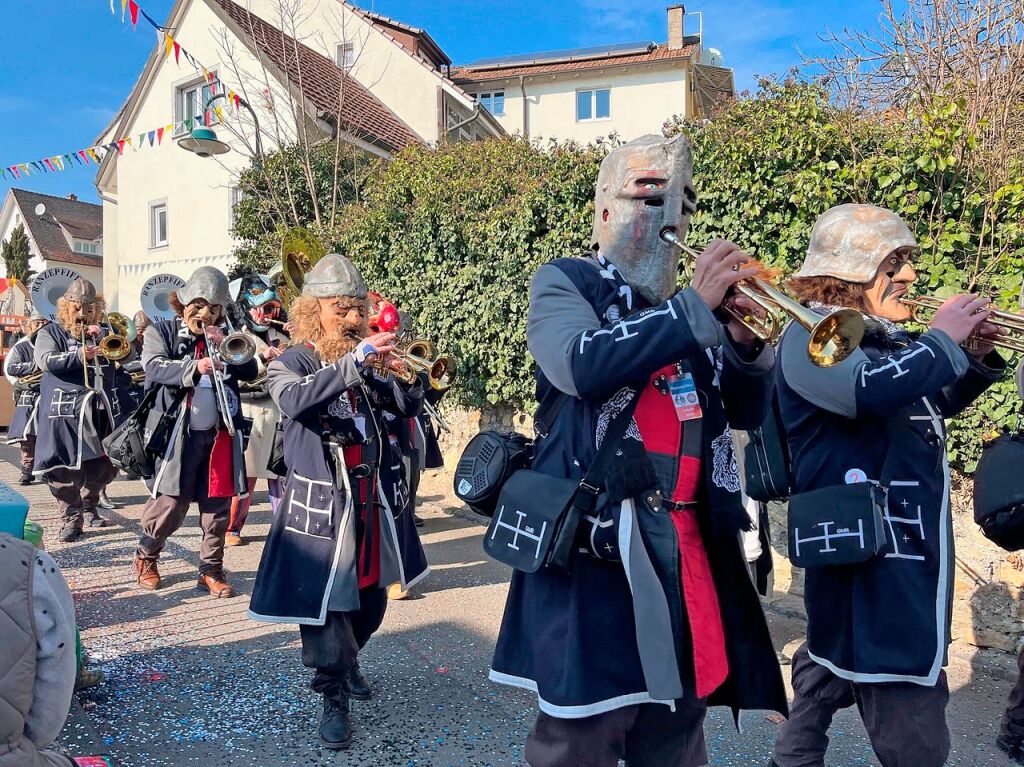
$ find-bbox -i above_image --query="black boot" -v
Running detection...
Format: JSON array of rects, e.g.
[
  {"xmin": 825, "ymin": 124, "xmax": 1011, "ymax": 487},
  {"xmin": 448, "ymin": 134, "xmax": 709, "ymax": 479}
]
[
  {"xmin": 345, "ymin": 662, "xmax": 372, "ymax": 701},
  {"xmin": 59, "ymin": 523, "xmax": 83, "ymax": 543},
  {"xmin": 18, "ymin": 470, "xmax": 33, "ymax": 485},
  {"xmin": 85, "ymin": 509, "xmax": 108, "ymax": 528},
  {"xmin": 319, "ymin": 689, "xmax": 352, "ymax": 750},
  {"xmin": 998, "ymin": 734, "xmax": 1024, "ymax": 765}
]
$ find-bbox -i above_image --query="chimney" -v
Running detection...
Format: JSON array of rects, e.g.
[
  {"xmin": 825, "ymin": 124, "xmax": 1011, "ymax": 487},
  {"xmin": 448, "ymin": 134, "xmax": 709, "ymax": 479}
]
[
  {"xmin": 667, "ymin": 4, "xmax": 685, "ymax": 50},
  {"xmin": 67, "ymin": 194, "xmax": 78, "ymax": 202}
]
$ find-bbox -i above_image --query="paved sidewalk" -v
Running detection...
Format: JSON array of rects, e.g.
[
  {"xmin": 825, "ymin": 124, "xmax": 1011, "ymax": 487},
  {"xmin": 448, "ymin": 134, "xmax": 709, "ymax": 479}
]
[{"xmin": 1, "ymin": 441, "xmax": 1018, "ymax": 765}]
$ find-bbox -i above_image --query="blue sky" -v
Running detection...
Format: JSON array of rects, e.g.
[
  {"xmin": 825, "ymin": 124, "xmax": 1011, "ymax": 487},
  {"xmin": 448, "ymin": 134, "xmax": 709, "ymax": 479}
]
[{"xmin": 0, "ymin": 0, "xmax": 884, "ymax": 205}]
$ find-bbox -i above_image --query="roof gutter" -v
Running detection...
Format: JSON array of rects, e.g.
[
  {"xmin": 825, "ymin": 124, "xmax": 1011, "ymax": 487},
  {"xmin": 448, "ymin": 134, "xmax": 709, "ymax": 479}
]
[
  {"xmin": 519, "ymin": 75, "xmax": 528, "ymax": 139},
  {"xmin": 445, "ymin": 104, "xmax": 484, "ymax": 141}
]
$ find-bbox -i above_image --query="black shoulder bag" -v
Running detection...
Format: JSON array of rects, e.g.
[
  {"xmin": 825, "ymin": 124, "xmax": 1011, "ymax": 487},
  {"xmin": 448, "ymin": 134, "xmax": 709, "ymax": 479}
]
[
  {"xmin": 787, "ymin": 442, "xmax": 893, "ymax": 569},
  {"xmin": 103, "ymin": 387, "xmax": 161, "ymax": 479},
  {"xmin": 735, "ymin": 387, "xmax": 792, "ymax": 503},
  {"xmin": 483, "ymin": 394, "xmax": 639, "ymax": 574},
  {"xmin": 453, "ymin": 387, "xmax": 568, "ymax": 517},
  {"xmin": 974, "ymin": 429, "xmax": 1024, "ymax": 552}
]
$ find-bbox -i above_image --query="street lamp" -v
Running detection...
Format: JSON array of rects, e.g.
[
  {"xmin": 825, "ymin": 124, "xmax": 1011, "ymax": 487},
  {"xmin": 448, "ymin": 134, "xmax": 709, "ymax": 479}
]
[{"xmin": 177, "ymin": 92, "xmax": 264, "ymax": 163}]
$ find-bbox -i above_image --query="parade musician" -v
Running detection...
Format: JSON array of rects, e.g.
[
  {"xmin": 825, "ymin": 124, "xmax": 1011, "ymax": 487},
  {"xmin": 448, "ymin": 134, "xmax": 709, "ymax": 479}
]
[
  {"xmin": 5, "ymin": 309, "xmax": 48, "ymax": 485},
  {"xmin": 249, "ymin": 254, "xmax": 428, "ymax": 750},
  {"xmin": 132, "ymin": 266, "xmax": 257, "ymax": 599},
  {"xmin": 491, "ymin": 134, "xmax": 787, "ymax": 767}
]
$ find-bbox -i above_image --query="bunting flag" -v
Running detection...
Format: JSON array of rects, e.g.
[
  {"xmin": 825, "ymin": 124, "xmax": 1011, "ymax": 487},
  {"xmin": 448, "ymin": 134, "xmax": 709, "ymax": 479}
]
[
  {"xmin": 173, "ymin": 41, "xmax": 181, "ymax": 64},
  {"xmin": 121, "ymin": 0, "xmax": 127, "ymax": 21},
  {"xmin": 128, "ymin": 0, "xmax": 139, "ymax": 27}
]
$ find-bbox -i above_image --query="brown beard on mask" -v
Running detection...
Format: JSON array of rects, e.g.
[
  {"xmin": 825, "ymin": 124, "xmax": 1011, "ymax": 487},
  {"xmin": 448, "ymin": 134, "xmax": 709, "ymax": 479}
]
[{"xmin": 315, "ymin": 313, "xmax": 368, "ymax": 364}]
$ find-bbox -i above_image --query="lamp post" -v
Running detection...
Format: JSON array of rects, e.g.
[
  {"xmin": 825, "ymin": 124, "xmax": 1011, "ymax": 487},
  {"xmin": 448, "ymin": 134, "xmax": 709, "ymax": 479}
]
[{"xmin": 177, "ymin": 93, "xmax": 264, "ymax": 163}]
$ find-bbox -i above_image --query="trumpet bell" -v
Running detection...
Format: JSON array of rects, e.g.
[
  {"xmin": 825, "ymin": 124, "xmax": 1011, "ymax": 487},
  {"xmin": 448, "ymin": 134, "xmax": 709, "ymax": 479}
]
[
  {"xmin": 807, "ymin": 309, "xmax": 865, "ymax": 368},
  {"xmin": 107, "ymin": 312, "xmax": 138, "ymax": 343},
  {"xmin": 429, "ymin": 356, "xmax": 457, "ymax": 391},
  {"xmin": 221, "ymin": 332, "xmax": 257, "ymax": 365}
]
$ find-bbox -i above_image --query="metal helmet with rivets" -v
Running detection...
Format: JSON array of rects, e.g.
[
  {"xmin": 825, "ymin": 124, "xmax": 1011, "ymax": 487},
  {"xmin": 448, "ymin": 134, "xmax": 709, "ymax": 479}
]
[
  {"xmin": 63, "ymin": 277, "xmax": 98, "ymax": 305},
  {"xmin": 795, "ymin": 204, "xmax": 918, "ymax": 283},
  {"xmin": 301, "ymin": 253, "xmax": 367, "ymax": 299},
  {"xmin": 177, "ymin": 266, "xmax": 232, "ymax": 307}
]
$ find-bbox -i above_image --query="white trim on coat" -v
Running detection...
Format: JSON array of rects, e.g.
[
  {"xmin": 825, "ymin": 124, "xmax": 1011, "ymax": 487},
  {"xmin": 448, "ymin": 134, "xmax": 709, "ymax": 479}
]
[
  {"xmin": 33, "ymin": 388, "xmax": 94, "ymax": 475},
  {"xmin": 487, "ymin": 670, "xmax": 675, "ymax": 719}
]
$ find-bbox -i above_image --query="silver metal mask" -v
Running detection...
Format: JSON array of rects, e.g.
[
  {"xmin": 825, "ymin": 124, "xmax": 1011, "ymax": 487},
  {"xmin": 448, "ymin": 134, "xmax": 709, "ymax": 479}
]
[
  {"xmin": 590, "ymin": 134, "xmax": 697, "ymax": 304},
  {"xmin": 796, "ymin": 204, "xmax": 918, "ymax": 283},
  {"xmin": 302, "ymin": 254, "xmax": 367, "ymax": 299},
  {"xmin": 177, "ymin": 266, "xmax": 232, "ymax": 307}
]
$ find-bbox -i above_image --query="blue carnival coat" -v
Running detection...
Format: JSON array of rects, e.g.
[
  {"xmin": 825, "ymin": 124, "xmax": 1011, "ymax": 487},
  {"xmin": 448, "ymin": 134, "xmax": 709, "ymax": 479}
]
[
  {"xmin": 777, "ymin": 319, "xmax": 1003, "ymax": 684},
  {"xmin": 32, "ymin": 323, "xmax": 136, "ymax": 474},
  {"xmin": 5, "ymin": 337, "xmax": 39, "ymax": 445},
  {"xmin": 142, "ymin": 319, "xmax": 257, "ymax": 498},
  {"xmin": 490, "ymin": 256, "xmax": 788, "ymax": 719},
  {"xmin": 248, "ymin": 345, "xmax": 427, "ymax": 625}
]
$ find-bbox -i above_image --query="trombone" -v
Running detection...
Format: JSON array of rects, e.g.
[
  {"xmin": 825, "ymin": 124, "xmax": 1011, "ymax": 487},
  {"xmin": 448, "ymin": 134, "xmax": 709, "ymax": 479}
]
[
  {"xmin": 98, "ymin": 312, "xmax": 136, "ymax": 362},
  {"xmin": 661, "ymin": 230, "xmax": 866, "ymax": 368},
  {"xmin": 199, "ymin": 319, "xmax": 239, "ymax": 436},
  {"xmin": 901, "ymin": 295, "xmax": 1024, "ymax": 354}
]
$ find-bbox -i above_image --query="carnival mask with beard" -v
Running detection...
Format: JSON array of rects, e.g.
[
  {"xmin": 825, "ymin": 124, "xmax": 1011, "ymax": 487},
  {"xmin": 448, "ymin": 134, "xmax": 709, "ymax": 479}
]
[
  {"xmin": 183, "ymin": 300, "xmax": 223, "ymax": 335},
  {"xmin": 315, "ymin": 296, "xmax": 369, "ymax": 364}
]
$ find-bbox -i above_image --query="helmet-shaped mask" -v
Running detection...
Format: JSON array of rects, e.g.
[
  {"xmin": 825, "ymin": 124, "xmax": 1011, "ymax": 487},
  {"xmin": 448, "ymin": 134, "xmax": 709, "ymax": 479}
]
[{"xmin": 590, "ymin": 134, "xmax": 697, "ymax": 303}]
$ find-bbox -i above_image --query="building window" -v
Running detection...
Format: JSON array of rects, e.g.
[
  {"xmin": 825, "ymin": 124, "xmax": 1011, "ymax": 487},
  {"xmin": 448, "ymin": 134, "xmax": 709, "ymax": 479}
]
[
  {"xmin": 175, "ymin": 77, "xmax": 217, "ymax": 130},
  {"xmin": 230, "ymin": 187, "xmax": 244, "ymax": 229},
  {"xmin": 576, "ymin": 88, "xmax": 611, "ymax": 122},
  {"xmin": 72, "ymin": 239, "xmax": 101, "ymax": 256},
  {"xmin": 336, "ymin": 43, "xmax": 355, "ymax": 71},
  {"xmin": 478, "ymin": 91, "xmax": 505, "ymax": 116},
  {"xmin": 149, "ymin": 201, "xmax": 168, "ymax": 249}
]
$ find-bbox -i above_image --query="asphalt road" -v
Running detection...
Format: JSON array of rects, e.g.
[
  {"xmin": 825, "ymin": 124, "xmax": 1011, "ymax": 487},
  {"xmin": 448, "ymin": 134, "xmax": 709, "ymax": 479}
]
[{"xmin": 1, "ymin": 439, "xmax": 1018, "ymax": 766}]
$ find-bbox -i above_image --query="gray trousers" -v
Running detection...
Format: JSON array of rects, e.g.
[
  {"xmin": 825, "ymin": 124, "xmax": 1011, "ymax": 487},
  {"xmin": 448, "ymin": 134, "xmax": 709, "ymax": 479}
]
[
  {"xmin": 136, "ymin": 428, "xmax": 230, "ymax": 573},
  {"xmin": 525, "ymin": 698, "xmax": 708, "ymax": 767},
  {"xmin": 1001, "ymin": 642, "xmax": 1024, "ymax": 740},
  {"xmin": 19, "ymin": 434, "xmax": 35, "ymax": 472},
  {"xmin": 773, "ymin": 644, "xmax": 950, "ymax": 767},
  {"xmin": 47, "ymin": 457, "xmax": 117, "ymax": 527}
]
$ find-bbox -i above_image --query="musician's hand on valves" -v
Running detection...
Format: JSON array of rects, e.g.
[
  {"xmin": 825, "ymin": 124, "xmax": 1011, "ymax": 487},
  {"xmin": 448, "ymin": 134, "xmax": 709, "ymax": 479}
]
[
  {"xmin": 86, "ymin": 324, "xmax": 102, "ymax": 337},
  {"xmin": 204, "ymin": 326, "xmax": 226, "ymax": 345},
  {"xmin": 196, "ymin": 357, "xmax": 223, "ymax": 376},
  {"xmin": 722, "ymin": 292, "xmax": 763, "ymax": 348},
  {"xmin": 353, "ymin": 332, "xmax": 396, "ymax": 369},
  {"xmin": 261, "ymin": 345, "xmax": 283, "ymax": 362},
  {"xmin": 928, "ymin": 294, "xmax": 992, "ymax": 347},
  {"xmin": 966, "ymin": 318, "xmax": 1006, "ymax": 359},
  {"xmin": 690, "ymin": 239, "xmax": 761, "ymax": 312}
]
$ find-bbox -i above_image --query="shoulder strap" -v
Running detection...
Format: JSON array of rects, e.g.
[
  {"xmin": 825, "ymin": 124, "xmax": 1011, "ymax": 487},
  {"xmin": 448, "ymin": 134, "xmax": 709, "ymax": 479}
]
[{"xmin": 533, "ymin": 385, "xmax": 569, "ymax": 438}]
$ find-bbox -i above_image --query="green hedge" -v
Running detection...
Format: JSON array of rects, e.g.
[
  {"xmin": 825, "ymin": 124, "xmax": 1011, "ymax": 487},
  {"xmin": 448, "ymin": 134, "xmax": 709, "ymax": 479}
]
[{"xmin": 236, "ymin": 81, "xmax": 1024, "ymax": 471}]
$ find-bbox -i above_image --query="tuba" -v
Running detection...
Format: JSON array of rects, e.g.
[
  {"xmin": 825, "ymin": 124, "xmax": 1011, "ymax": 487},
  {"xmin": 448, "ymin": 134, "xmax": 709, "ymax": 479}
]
[{"xmin": 278, "ymin": 228, "xmax": 327, "ymax": 307}]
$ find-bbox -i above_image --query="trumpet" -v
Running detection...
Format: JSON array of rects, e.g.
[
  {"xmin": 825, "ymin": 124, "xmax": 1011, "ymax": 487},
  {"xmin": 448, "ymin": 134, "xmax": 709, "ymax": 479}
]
[
  {"xmin": 220, "ymin": 316, "xmax": 258, "ymax": 366},
  {"xmin": 661, "ymin": 231, "xmax": 866, "ymax": 368},
  {"xmin": 374, "ymin": 338, "xmax": 458, "ymax": 390},
  {"xmin": 901, "ymin": 295, "xmax": 1024, "ymax": 354}
]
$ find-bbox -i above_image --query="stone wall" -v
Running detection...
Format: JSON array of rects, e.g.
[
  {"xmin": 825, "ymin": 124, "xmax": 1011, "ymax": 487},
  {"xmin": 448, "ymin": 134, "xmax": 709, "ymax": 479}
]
[{"xmin": 431, "ymin": 405, "xmax": 1024, "ymax": 654}]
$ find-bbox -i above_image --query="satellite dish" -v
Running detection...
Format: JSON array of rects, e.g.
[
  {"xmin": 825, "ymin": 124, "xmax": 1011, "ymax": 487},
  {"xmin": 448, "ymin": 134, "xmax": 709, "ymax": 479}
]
[{"xmin": 34, "ymin": 203, "xmax": 46, "ymax": 217}]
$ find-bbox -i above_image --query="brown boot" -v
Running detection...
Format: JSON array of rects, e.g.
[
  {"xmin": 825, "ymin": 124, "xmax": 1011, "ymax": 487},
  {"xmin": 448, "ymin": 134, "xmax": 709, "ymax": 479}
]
[
  {"xmin": 134, "ymin": 556, "xmax": 161, "ymax": 590},
  {"xmin": 197, "ymin": 570, "xmax": 235, "ymax": 598}
]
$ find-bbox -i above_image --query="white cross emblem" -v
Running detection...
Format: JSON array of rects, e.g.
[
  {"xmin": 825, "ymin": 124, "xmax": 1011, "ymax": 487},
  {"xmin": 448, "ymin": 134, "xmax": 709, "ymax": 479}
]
[
  {"xmin": 283, "ymin": 473, "xmax": 334, "ymax": 540},
  {"xmin": 49, "ymin": 388, "xmax": 79, "ymax": 419},
  {"xmin": 490, "ymin": 505, "xmax": 547, "ymax": 561},
  {"xmin": 793, "ymin": 520, "xmax": 867, "ymax": 559}
]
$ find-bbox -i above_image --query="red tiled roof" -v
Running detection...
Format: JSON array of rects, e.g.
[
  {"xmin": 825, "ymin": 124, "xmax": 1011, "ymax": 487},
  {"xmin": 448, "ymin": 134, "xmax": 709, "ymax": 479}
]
[
  {"xmin": 451, "ymin": 42, "xmax": 700, "ymax": 83},
  {"xmin": 11, "ymin": 190, "xmax": 102, "ymax": 268},
  {"xmin": 209, "ymin": 0, "xmax": 421, "ymax": 153}
]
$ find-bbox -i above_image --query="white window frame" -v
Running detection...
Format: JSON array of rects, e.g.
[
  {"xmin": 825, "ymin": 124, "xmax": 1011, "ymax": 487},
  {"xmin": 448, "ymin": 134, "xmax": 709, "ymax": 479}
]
[
  {"xmin": 229, "ymin": 187, "xmax": 244, "ymax": 229},
  {"xmin": 477, "ymin": 90, "xmax": 506, "ymax": 116},
  {"xmin": 174, "ymin": 75, "xmax": 219, "ymax": 135},
  {"xmin": 72, "ymin": 238, "xmax": 101, "ymax": 256},
  {"xmin": 149, "ymin": 200, "xmax": 168, "ymax": 250},
  {"xmin": 576, "ymin": 87, "xmax": 612, "ymax": 123},
  {"xmin": 336, "ymin": 42, "xmax": 355, "ymax": 71}
]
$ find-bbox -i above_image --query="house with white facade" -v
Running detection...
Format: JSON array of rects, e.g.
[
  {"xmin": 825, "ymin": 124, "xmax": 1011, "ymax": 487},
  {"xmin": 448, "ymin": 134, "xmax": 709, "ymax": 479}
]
[
  {"xmin": 450, "ymin": 4, "xmax": 735, "ymax": 143},
  {"xmin": 95, "ymin": 0, "xmax": 503, "ymax": 315},
  {"xmin": 0, "ymin": 189, "xmax": 104, "ymax": 289}
]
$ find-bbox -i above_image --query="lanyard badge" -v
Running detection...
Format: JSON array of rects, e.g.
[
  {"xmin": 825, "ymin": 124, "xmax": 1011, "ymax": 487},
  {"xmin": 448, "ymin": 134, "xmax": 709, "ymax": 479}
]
[{"xmin": 667, "ymin": 366, "xmax": 702, "ymax": 422}]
